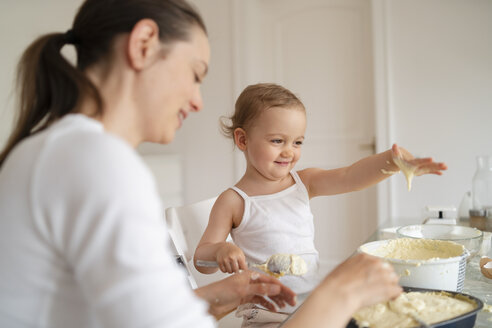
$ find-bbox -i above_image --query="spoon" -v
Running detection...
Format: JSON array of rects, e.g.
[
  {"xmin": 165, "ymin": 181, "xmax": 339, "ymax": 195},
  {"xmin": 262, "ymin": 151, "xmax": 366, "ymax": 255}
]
[
  {"xmin": 196, "ymin": 253, "xmax": 307, "ymax": 277},
  {"xmin": 258, "ymin": 253, "xmax": 307, "ymax": 277},
  {"xmin": 388, "ymin": 293, "xmax": 430, "ymax": 328},
  {"xmin": 408, "ymin": 312, "xmax": 431, "ymax": 328},
  {"xmin": 195, "ymin": 259, "xmax": 259, "ymax": 270}
]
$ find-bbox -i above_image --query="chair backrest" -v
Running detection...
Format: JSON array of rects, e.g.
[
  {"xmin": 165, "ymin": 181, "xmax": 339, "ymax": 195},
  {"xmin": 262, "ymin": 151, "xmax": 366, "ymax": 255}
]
[
  {"xmin": 165, "ymin": 197, "xmax": 232, "ymax": 287},
  {"xmin": 165, "ymin": 197, "xmax": 217, "ymax": 263}
]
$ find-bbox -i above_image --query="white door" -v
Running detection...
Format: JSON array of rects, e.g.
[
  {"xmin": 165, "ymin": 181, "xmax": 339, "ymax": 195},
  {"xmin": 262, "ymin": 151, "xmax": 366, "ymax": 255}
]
[{"xmin": 232, "ymin": 0, "xmax": 377, "ymax": 268}]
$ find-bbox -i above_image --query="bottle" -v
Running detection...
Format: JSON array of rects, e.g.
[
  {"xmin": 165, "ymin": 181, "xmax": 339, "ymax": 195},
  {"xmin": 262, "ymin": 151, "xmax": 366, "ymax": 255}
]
[
  {"xmin": 486, "ymin": 207, "xmax": 492, "ymax": 233},
  {"xmin": 469, "ymin": 209, "xmax": 486, "ymax": 231},
  {"xmin": 458, "ymin": 191, "xmax": 472, "ymax": 220},
  {"xmin": 472, "ymin": 155, "xmax": 492, "ymax": 210}
]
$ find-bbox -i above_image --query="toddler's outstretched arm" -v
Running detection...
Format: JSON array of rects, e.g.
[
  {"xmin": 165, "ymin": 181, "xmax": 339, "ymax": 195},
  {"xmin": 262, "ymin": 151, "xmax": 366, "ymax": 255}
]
[
  {"xmin": 299, "ymin": 143, "xmax": 447, "ymax": 198},
  {"xmin": 194, "ymin": 189, "xmax": 248, "ymax": 274}
]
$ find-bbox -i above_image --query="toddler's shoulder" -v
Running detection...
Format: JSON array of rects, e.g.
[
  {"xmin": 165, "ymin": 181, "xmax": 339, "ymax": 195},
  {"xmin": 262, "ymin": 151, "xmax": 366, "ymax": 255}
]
[
  {"xmin": 213, "ymin": 188, "xmax": 245, "ymax": 223},
  {"xmin": 214, "ymin": 189, "xmax": 244, "ymax": 216},
  {"xmin": 217, "ymin": 188, "xmax": 243, "ymax": 205}
]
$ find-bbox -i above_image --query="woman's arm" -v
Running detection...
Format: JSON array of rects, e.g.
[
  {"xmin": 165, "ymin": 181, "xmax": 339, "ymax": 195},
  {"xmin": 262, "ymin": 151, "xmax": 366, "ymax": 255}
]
[
  {"xmin": 194, "ymin": 189, "xmax": 248, "ymax": 273},
  {"xmin": 300, "ymin": 144, "xmax": 447, "ymax": 198},
  {"xmin": 193, "ymin": 253, "xmax": 401, "ymax": 326},
  {"xmin": 281, "ymin": 253, "xmax": 402, "ymax": 328}
]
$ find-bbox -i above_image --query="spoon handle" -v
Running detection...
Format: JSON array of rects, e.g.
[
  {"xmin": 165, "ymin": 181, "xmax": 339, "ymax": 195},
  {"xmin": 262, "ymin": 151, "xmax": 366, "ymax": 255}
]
[
  {"xmin": 195, "ymin": 260, "xmax": 219, "ymax": 267},
  {"xmin": 195, "ymin": 260, "xmax": 257, "ymax": 269},
  {"xmin": 409, "ymin": 313, "xmax": 431, "ymax": 328}
]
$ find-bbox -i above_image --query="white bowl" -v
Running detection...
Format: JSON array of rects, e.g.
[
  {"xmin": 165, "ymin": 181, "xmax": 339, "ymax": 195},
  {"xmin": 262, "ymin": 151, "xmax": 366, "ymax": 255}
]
[
  {"xmin": 359, "ymin": 239, "xmax": 468, "ymax": 292},
  {"xmin": 396, "ymin": 224, "xmax": 483, "ymax": 260}
]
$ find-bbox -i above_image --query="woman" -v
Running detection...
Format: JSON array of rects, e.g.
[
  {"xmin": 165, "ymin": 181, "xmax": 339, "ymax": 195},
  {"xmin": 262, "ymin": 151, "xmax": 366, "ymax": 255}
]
[{"xmin": 0, "ymin": 1, "xmax": 401, "ymax": 327}]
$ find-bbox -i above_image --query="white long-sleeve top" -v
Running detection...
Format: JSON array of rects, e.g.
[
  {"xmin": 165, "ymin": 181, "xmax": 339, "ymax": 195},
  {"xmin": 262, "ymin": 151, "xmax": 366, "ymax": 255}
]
[{"xmin": 0, "ymin": 114, "xmax": 215, "ymax": 328}]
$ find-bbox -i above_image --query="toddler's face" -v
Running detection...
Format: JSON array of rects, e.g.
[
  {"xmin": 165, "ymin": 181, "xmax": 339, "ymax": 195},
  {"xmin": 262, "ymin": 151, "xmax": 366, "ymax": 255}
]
[{"xmin": 245, "ymin": 106, "xmax": 306, "ymax": 181}]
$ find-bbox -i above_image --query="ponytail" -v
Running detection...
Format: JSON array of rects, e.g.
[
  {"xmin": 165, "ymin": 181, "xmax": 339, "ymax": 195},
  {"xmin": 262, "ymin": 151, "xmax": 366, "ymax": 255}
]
[
  {"xmin": 0, "ymin": 32, "xmax": 102, "ymax": 168},
  {"xmin": 0, "ymin": 0, "xmax": 205, "ymax": 168}
]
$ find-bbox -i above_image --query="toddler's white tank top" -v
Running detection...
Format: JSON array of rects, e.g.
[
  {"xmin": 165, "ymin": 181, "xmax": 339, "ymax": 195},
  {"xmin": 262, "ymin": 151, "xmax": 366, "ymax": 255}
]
[{"xmin": 230, "ymin": 171, "xmax": 320, "ymax": 296}]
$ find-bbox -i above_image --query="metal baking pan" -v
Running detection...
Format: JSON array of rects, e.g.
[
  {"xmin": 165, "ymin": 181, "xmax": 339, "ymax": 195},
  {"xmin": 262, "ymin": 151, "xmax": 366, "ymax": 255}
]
[{"xmin": 346, "ymin": 286, "xmax": 484, "ymax": 328}]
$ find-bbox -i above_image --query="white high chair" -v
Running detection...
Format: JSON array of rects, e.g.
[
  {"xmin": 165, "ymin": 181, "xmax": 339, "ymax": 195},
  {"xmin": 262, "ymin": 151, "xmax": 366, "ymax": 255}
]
[
  {"xmin": 165, "ymin": 197, "xmax": 242, "ymax": 328},
  {"xmin": 165, "ymin": 197, "xmax": 232, "ymax": 288}
]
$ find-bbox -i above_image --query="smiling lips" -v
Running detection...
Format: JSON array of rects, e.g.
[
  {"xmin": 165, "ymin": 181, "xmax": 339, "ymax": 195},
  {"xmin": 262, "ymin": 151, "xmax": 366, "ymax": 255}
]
[
  {"xmin": 178, "ymin": 109, "xmax": 188, "ymax": 127},
  {"xmin": 275, "ymin": 160, "xmax": 291, "ymax": 166}
]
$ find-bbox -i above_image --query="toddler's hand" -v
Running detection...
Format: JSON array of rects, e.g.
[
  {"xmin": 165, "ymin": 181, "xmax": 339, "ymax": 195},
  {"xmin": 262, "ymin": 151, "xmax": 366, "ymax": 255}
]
[
  {"xmin": 216, "ymin": 243, "xmax": 247, "ymax": 273},
  {"xmin": 391, "ymin": 143, "xmax": 447, "ymax": 176}
]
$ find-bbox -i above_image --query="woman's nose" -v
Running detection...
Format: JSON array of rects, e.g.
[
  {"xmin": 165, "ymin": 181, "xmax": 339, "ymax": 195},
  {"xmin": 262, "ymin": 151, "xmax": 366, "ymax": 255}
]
[{"xmin": 190, "ymin": 88, "xmax": 203, "ymax": 112}]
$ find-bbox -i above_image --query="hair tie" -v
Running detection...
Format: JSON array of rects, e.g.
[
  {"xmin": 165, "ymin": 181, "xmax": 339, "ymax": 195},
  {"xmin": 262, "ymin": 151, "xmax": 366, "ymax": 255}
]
[{"xmin": 64, "ymin": 29, "xmax": 77, "ymax": 45}]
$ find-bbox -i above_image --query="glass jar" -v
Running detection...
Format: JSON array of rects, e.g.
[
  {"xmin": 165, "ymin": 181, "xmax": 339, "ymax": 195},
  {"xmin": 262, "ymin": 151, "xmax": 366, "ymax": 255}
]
[
  {"xmin": 472, "ymin": 155, "xmax": 492, "ymax": 210},
  {"xmin": 487, "ymin": 208, "xmax": 492, "ymax": 233},
  {"xmin": 469, "ymin": 209, "xmax": 487, "ymax": 231}
]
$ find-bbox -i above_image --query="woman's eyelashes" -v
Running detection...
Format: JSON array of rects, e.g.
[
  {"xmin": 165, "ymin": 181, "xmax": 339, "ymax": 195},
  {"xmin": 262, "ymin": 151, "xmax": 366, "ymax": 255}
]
[{"xmin": 194, "ymin": 73, "xmax": 202, "ymax": 83}]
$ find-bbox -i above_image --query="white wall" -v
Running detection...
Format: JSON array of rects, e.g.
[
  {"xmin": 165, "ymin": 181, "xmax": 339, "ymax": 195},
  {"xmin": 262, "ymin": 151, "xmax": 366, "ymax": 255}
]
[
  {"xmin": 0, "ymin": 0, "xmax": 81, "ymax": 147},
  {"xmin": 138, "ymin": 0, "xmax": 237, "ymax": 206},
  {"xmin": 379, "ymin": 0, "xmax": 492, "ymax": 220}
]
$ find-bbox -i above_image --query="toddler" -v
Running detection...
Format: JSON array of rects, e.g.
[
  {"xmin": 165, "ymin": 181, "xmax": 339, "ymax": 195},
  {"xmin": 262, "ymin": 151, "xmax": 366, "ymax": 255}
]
[{"xmin": 194, "ymin": 83, "xmax": 446, "ymax": 327}]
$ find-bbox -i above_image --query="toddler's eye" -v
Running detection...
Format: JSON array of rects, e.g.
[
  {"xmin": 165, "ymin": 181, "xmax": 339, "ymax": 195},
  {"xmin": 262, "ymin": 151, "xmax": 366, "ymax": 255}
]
[
  {"xmin": 295, "ymin": 141, "xmax": 303, "ymax": 146},
  {"xmin": 271, "ymin": 139, "xmax": 283, "ymax": 144}
]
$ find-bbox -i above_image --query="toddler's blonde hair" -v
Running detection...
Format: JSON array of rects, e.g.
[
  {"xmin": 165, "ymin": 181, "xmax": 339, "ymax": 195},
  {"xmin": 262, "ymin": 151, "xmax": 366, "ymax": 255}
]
[{"xmin": 220, "ymin": 83, "xmax": 305, "ymax": 139}]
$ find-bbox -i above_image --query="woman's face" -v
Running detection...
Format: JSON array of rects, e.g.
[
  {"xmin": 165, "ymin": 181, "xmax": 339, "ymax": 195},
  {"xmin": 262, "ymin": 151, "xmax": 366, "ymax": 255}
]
[{"xmin": 138, "ymin": 26, "xmax": 210, "ymax": 144}]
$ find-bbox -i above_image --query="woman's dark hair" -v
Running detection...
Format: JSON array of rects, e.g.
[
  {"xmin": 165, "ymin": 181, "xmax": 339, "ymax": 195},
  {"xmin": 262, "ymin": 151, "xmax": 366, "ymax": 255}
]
[{"xmin": 0, "ymin": 0, "xmax": 206, "ymax": 167}]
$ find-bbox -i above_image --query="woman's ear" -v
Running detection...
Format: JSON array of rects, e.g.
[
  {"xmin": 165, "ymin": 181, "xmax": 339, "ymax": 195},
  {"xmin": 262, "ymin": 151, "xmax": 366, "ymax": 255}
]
[
  {"xmin": 127, "ymin": 18, "xmax": 161, "ymax": 70},
  {"xmin": 234, "ymin": 128, "xmax": 247, "ymax": 151}
]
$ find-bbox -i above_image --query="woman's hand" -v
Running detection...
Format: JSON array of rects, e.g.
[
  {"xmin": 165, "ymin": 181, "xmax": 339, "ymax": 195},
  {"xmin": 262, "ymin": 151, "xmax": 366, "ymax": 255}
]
[
  {"xmin": 321, "ymin": 253, "xmax": 402, "ymax": 309},
  {"xmin": 283, "ymin": 253, "xmax": 402, "ymax": 328},
  {"xmin": 215, "ymin": 242, "xmax": 248, "ymax": 273},
  {"xmin": 195, "ymin": 270, "xmax": 296, "ymax": 320},
  {"xmin": 391, "ymin": 143, "xmax": 447, "ymax": 176}
]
